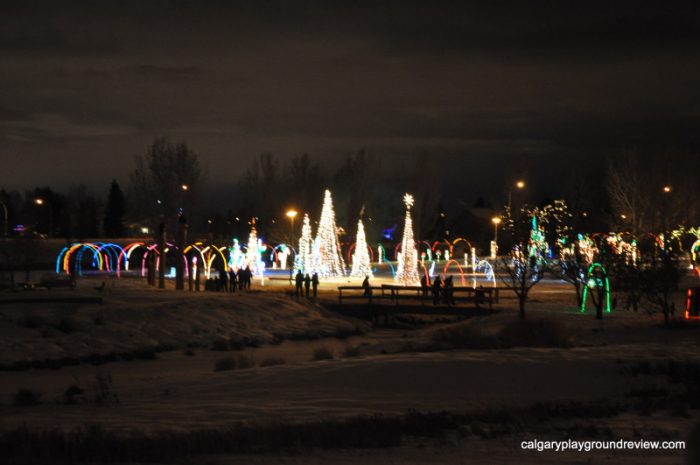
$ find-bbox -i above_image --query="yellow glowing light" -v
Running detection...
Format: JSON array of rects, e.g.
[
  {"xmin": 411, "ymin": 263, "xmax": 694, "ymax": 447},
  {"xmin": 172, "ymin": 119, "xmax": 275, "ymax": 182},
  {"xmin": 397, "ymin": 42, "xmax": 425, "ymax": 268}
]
[
  {"xmin": 491, "ymin": 217, "xmax": 502, "ymax": 225},
  {"xmin": 663, "ymin": 186, "xmax": 672, "ymax": 193},
  {"xmin": 286, "ymin": 210, "xmax": 298, "ymax": 219},
  {"xmin": 34, "ymin": 198, "xmax": 44, "ymax": 205},
  {"xmin": 181, "ymin": 184, "xmax": 189, "ymax": 191},
  {"xmin": 516, "ymin": 180, "xmax": 526, "ymax": 189}
]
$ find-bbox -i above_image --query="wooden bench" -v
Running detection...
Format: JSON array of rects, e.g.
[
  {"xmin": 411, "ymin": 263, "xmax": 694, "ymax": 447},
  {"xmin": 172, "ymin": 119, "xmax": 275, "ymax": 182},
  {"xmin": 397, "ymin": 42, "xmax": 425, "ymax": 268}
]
[
  {"xmin": 381, "ymin": 284, "xmax": 494, "ymax": 309},
  {"xmin": 37, "ymin": 278, "xmax": 76, "ymax": 290},
  {"xmin": 337, "ymin": 286, "xmax": 382, "ymax": 304}
]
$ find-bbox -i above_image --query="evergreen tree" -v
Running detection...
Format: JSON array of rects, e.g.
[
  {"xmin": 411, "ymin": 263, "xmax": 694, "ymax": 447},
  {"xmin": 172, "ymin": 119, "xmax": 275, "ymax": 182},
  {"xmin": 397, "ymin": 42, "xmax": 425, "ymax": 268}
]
[
  {"xmin": 312, "ymin": 190, "xmax": 346, "ymax": 278},
  {"xmin": 396, "ymin": 193, "xmax": 420, "ymax": 285},
  {"xmin": 350, "ymin": 219, "xmax": 373, "ymax": 278},
  {"xmin": 296, "ymin": 213, "xmax": 313, "ymax": 274},
  {"xmin": 103, "ymin": 180, "xmax": 126, "ymax": 237}
]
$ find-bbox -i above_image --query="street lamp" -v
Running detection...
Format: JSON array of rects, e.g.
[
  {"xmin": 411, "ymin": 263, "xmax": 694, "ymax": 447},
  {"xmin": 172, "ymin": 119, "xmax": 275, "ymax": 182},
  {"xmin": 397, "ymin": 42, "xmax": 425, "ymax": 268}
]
[
  {"xmin": 285, "ymin": 209, "xmax": 298, "ymax": 280},
  {"xmin": 662, "ymin": 185, "xmax": 672, "ymax": 255},
  {"xmin": 491, "ymin": 217, "xmax": 501, "ymax": 243},
  {"xmin": 34, "ymin": 198, "xmax": 51, "ymax": 237},
  {"xmin": 181, "ymin": 184, "xmax": 189, "ymax": 191},
  {"xmin": 491, "ymin": 216, "xmax": 501, "ymax": 261},
  {"xmin": 0, "ymin": 200, "xmax": 7, "ymax": 237},
  {"xmin": 508, "ymin": 180, "xmax": 526, "ymax": 212},
  {"xmin": 286, "ymin": 209, "xmax": 298, "ymax": 244}
]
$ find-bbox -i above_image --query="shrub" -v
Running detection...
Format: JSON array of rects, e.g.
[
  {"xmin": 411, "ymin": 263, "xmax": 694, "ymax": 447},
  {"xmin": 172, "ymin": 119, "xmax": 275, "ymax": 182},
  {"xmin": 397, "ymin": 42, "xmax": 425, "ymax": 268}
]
[
  {"xmin": 13, "ymin": 388, "xmax": 42, "ymax": 407},
  {"xmin": 311, "ymin": 347, "xmax": 334, "ymax": 361},
  {"xmin": 214, "ymin": 355, "xmax": 255, "ymax": 372},
  {"xmin": 344, "ymin": 346, "xmax": 361, "ymax": 357},
  {"xmin": 64, "ymin": 384, "xmax": 85, "ymax": 405},
  {"xmin": 19, "ymin": 315, "xmax": 45, "ymax": 328},
  {"xmin": 55, "ymin": 317, "xmax": 79, "ymax": 334},
  {"xmin": 430, "ymin": 323, "xmax": 496, "ymax": 350},
  {"xmin": 499, "ymin": 318, "xmax": 569, "ymax": 348},
  {"xmin": 210, "ymin": 338, "xmax": 231, "ymax": 351},
  {"xmin": 259, "ymin": 357, "xmax": 286, "ymax": 367}
]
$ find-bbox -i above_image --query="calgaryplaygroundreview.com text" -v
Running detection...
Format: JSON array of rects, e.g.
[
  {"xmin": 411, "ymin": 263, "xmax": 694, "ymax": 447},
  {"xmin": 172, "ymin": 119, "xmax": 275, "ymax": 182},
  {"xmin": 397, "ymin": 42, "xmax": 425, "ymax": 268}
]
[{"xmin": 521, "ymin": 438, "xmax": 686, "ymax": 453}]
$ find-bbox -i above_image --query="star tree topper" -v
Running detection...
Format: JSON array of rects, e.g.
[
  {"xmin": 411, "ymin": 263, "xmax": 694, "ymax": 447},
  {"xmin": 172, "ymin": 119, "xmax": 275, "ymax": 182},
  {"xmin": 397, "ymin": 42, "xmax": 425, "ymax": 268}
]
[{"xmin": 403, "ymin": 193, "xmax": 414, "ymax": 209}]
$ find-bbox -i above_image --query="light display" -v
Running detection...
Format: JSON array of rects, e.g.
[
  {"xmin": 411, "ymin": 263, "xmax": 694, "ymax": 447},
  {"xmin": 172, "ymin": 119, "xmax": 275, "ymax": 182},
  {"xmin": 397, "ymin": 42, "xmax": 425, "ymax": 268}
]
[
  {"xmin": 228, "ymin": 238, "xmax": 244, "ymax": 271},
  {"xmin": 580, "ymin": 263, "xmax": 611, "ymax": 314},
  {"xmin": 350, "ymin": 219, "xmax": 372, "ymax": 278},
  {"xmin": 395, "ymin": 193, "xmax": 420, "ymax": 286},
  {"xmin": 295, "ymin": 213, "xmax": 313, "ymax": 274},
  {"xmin": 311, "ymin": 190, "xmax": 346, "ymax": 278},
  {"xmin": 246, "ymin": 219, "xmax": 264, "ymax": 278}
]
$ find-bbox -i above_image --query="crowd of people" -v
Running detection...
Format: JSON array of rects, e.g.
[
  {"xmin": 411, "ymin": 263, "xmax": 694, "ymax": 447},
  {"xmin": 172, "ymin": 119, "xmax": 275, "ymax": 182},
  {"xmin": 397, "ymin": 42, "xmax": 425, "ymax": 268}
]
[
  {"xmin": 422, "ymin": 274, "xmax": 456, "ymax": 305},
  {"xmin": 294, "ymin": 271, "xmax": 320, "ymax": 299},
  {"xmin": 204, "ymin": 265, "xmax": 253, "ymax": 292}
]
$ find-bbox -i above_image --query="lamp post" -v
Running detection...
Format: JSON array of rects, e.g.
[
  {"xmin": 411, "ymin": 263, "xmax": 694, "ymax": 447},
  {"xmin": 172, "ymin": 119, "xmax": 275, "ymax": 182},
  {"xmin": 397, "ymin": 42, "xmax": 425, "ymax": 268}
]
[
  {"xmin": 286, "ymin": 209, "xmax": 298, "ymax": 250},
  {"xmin": 285, "ymin": 209, "xmax": 298, "ymax": 282},
  {"xmin": 34, "ymin": 198, "xmax": 51, "ymax": 237},
  {"xmin": 508, "ymin": 180, "xmax": 526, "ymax": 213},
  {"xmin": 662, "ymin": 185, "xmax": 672, "ymax": 256},
  {"xmin": 0, "ymin": 200, "xmax": 7, "ymax": 237},
  {"xmin": 491, "ymin": 217, "xmax": 501, "ymax": 280}
]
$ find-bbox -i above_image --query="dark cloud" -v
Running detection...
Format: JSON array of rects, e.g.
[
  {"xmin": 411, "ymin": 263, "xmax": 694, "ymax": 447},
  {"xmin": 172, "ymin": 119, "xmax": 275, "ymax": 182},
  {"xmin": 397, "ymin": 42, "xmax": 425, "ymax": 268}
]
[{"xmin": 1, "ymin": 0, "xmax": 700, "ymax": 191}]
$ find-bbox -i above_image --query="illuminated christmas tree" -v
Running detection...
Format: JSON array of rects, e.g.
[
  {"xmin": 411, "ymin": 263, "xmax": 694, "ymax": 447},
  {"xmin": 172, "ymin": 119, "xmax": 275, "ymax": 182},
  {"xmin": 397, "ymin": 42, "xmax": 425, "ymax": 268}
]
[
  {"xmin": 350, "ymin": 219, "xmax": 373, "ymax": 278},
  {"xmin": 246, "ymin": 219, "xmax": 263, "ymax": 277},
  {"xmin": 395, "ymin": 193, "xmax": 420, "ymax": 286},
  {"xmin": 228, "ymin": 238, "xmax": 244, "ymax": 271},
  {"xmin": 295, "ymin": 213, "xmax": 313, "ymax": 274},
  {"xmin": 312, "ymin": 189, "xmax": 346, "ymax": 278}
]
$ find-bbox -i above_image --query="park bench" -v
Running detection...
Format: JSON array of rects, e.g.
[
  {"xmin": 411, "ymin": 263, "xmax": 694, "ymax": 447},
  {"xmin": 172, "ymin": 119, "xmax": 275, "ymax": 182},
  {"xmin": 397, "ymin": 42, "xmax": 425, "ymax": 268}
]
[
  {"xmin": 36, "ymin": 277, "xmax": 76, "ymax": 290},
  {"xmin": 380, "ymin": 284, "xmax": 494, "ymax": 309},
  {"xmin": 337, "ymin": 286, "xmax": 382, "ymax": 304}
]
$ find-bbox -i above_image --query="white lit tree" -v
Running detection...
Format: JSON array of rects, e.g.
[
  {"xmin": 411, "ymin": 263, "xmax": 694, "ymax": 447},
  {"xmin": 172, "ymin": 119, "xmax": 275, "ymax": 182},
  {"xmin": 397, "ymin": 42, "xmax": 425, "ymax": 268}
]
[
  {"xmin": 296, "ymin": 213, "xmax": 313, "ymax": 274},
  {"xmin": 312, "ymin": 189, "xmax": 346, "ymax": 278},
  {"xmin": 350, "ymin": 219, "xmax": 372, "ymax": 278},
  {"xmin": 246, "ymin": 219, "xmax": 263, "ymax": 277},
  {"xmin": 395, "ymin": 193, "xmax": 420, "ymax": 286}
]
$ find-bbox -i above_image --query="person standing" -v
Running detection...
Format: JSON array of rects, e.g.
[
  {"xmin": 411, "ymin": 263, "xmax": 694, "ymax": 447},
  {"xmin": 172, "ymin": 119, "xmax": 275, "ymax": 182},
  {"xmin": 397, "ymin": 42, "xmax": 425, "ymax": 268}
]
[
  {"xmin": 304, "ymin": 274, "xmax": 311, "ymax": 298},
  {"xmin": 311, "ymin": 272, "xmax": 319, "ymax": 299},
  {"xmin": 228, "ymin": 268, "xmax": 237, "ymax": 293},
  {"xmin": 362, "ymin": 276, "xmax": 372, "ymax": 297},
  {"xmin": 295, "ymin": 270, "xmax": 304, "ymax": 297},
  {"xmin": 431, "ymin": 275, "xmax": 442, "ymax": 305}
]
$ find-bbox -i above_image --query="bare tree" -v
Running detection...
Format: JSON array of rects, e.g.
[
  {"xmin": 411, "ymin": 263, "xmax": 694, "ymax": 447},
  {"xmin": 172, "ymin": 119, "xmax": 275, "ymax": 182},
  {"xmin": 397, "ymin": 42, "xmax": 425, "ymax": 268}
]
[
  {"xmin": 130, "ymin": 138, "xmax": 202, "ymax": 231},
  {"xmin": 499, "ymin": 206, "xmax": 547, "ymax": 318},
  {"xmin": 606, "ymin": 152, "xmax": 653, "ymax": 238}
]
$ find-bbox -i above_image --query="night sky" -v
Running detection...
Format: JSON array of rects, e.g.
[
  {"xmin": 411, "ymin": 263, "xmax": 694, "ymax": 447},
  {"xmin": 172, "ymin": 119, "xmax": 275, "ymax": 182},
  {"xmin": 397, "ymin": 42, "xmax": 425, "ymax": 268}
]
[{"xmin": 2, "ymin": 1, "xmax": 700, "ymax": 191}]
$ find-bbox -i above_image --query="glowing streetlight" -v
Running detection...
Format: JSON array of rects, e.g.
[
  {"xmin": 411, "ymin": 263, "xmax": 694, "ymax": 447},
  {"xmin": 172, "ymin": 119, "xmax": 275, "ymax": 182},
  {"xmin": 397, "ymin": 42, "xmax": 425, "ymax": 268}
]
[
  {"xmin": 491, "ymin": 216, "xmax": 501, "ymax": 245},
  {"xmin": 181, "ymin": 184, "xmax": 189, "ymax": 191},
  {"xmin": 285, "ymin": 209, "xmax": 298, "ymax": 250},
  {"xmin": 663, "ymin": 185, "xmax": 671, "ymax": 193},
  {"xmin": 508, "ymin": 180, "xmax": 526, "ymax": 211},
  {"xmin": 34, "ymin": 198, "xmax": 51, "ymax": 237}
]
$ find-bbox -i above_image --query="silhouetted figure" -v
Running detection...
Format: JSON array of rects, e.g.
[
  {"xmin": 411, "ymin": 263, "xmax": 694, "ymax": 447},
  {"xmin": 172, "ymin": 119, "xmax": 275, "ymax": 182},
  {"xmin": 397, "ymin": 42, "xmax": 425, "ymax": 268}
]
[
  {"xmin": 304, "ymin": 274, "xmax": 311, "ymax": 298},
  {"xmin": 228, "ymin": 269, "xmax": 237, "ymax": 292},
  {"xmin": 311, "ymin": 272, "xmax": 319, "ymax": 298},
  {"xmin": 443, "ymin": 276, "xmax": 455, "ymax": 305},
  {"xmin": 237, "ymin": 268, "xmax": 244, "ymax": 290},
  {"xmin": 420, "ymin": 274, "xmax": 430, "ymax": 297},
  {"xmin": 362, "ymin": 276, "xmax": 372, "ymax": 297},
  {"xmin": 295, "ymin": 271, "xmax": 304, "ymax": 297},
  {"xmin": 244, "ymin": 265, "xmax": 252, "ymax": 289},
  {"xmin": 219, "ymin": 268, "xmax": 228, "ymax": 292},
  {"xmin": 431, "ymin": 275, "xmax": 442, "ymax": 305}
]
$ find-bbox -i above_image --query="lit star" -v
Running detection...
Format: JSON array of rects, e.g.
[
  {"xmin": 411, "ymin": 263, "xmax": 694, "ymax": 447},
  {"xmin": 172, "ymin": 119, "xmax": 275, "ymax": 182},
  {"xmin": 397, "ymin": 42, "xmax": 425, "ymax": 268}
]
[{"xmin": 403, "ymin": 193, "xmax": 414, "ymax": 209}]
